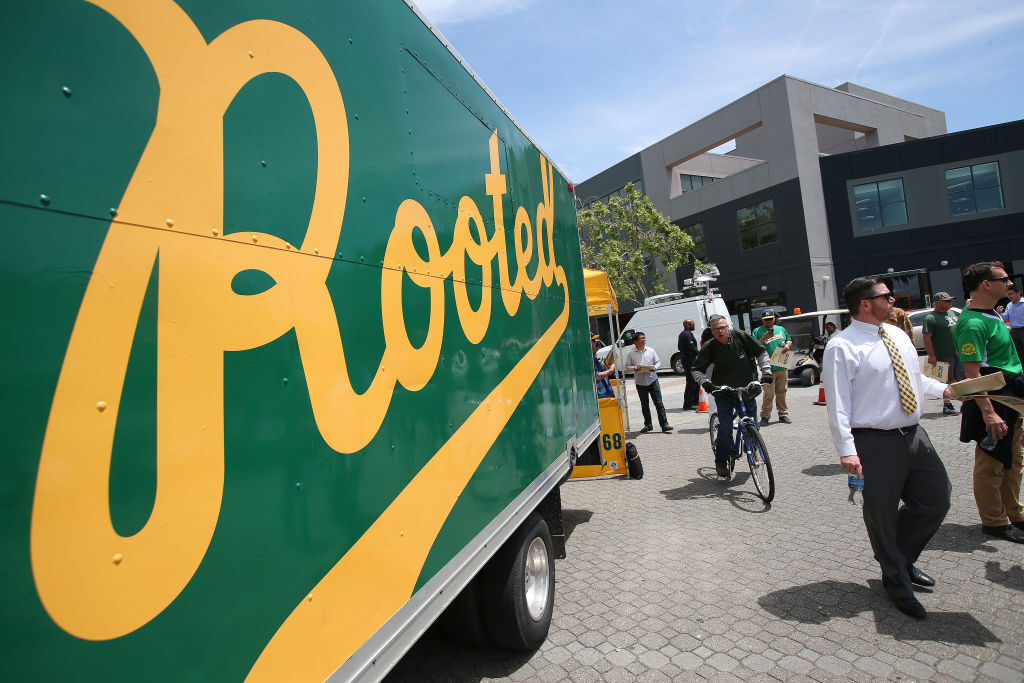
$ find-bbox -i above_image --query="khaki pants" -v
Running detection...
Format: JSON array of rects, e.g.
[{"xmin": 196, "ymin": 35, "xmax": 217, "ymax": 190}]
[
  {"xmin": 973, "ymin": 416, "xmax": 1024, "ymax": 526},
  {"xmin": 760, "ymin": 368, "xmax": 789, "ymax": 419}
]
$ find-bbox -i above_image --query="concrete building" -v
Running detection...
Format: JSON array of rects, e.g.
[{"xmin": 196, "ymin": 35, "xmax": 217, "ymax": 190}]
[
  {"xmin": 576, "ymin": 75, "xmax": 947, "ymax": 331},
  {"xmin": 820, "ymin": 118, "xmax": 1024, "ymax": 308}
]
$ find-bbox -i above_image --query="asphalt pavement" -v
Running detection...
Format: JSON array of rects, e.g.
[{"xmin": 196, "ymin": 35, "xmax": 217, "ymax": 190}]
[{"xmin": 387, "ymin": 375, "xmax": 1024, "ymax": 681}]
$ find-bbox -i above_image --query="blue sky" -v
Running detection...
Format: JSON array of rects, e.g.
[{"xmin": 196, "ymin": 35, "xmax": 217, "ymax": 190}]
[{"xmin": 414, "ymin": 0, "xmax": 1024, "ymax": 183}]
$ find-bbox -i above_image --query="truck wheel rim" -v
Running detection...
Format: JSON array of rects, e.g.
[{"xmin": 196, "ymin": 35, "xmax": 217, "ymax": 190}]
[{"xmin": 525, "ymin": 537, "xmax": 550, "ymax": 621}]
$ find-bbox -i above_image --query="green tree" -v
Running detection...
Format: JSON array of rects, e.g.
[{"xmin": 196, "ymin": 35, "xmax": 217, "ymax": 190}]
[{"xmin": 577, "ymin": 183, "xmax": 696, "ymax": 303}]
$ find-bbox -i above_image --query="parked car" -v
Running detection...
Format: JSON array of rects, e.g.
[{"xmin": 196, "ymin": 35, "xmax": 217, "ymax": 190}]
[{"xmin": 907, "ymin": 307, "xmax": 962, "ymax": 352}]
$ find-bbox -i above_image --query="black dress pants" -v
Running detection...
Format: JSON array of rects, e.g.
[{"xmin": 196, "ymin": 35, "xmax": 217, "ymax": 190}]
[{"xmin": 853, "ymin": 425, "xmax": 951, "ymax": 599}]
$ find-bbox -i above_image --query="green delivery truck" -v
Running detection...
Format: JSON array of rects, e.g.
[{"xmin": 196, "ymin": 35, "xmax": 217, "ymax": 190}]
[{"xmin": 0, "ymin": 1, "xmax": 601, "ymax": 680}]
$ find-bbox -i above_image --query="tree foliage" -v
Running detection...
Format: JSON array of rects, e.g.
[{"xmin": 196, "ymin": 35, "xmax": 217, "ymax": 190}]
[{"xmin": 577, "ymin": 183, "xmax": 696, "ymax": 303}]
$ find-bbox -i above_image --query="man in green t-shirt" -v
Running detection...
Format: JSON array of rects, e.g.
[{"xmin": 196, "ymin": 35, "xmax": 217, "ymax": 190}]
[
  {"xmin": 692, "ymin": 315, "xmax": 771, "ymax": 478},
  {"xmin": 922, "ymin": 292, "xmax": 962, "ymax": 416},
  {"xmin": 752, "ymin": 309, "xmax": 792, "ymax": 425},
  {"xmin": 955, "ymin": 261, "xmax": 1024, "ymax": 544}
]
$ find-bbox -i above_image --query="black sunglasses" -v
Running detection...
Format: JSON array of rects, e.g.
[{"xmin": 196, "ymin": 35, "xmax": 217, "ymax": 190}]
[
  {"xmin": 986, "ymin": 277, "xmax": 1012, "ymax": 284},
  {"xmin": 861, "ymin": 291, "xmax": 895, "ymax": 302}
]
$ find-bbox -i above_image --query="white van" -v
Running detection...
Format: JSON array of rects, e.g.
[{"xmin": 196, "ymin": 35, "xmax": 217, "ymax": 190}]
[{"xmin": 597, "ymin": 286, "xmax": 731, "ymax": 375}]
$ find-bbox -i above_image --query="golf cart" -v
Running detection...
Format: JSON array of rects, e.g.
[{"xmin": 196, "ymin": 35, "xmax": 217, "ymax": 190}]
[{"xmin": 776, "ymin": 309, "xmax": 850, "ymax": 386}]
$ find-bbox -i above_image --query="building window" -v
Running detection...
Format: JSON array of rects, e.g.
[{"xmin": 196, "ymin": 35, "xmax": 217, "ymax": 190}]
[
  {"xmin": 852, "ymin": 179, "xmax": 907, "ymax": 233},
  {"xmin": 683, "ymin": 222, "xmax": 706, "ymax": 260},
  {"xmin": 737, "ymin": 199, "xmax": 777, "ymax": 250},
  {"xmin": 679, "ymin": 174, "xmax": 716, "ymax": 193},
  {"xmin": 946, "ymin": 162, "xmax": 1003, "ymax": 215}
]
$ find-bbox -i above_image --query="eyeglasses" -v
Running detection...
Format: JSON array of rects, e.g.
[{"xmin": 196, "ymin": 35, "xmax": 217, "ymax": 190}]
[
  {"xmin": 986, "ymin": 277, "xmax": 1012, "ymax": 284},
  {"xmin": 861, "ymin": 291, "xmax": 895, "ymax": 302}
]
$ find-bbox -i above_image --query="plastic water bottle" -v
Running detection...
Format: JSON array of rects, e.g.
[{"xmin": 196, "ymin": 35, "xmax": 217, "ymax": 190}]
[{"xmin": 847, "ymin": 474, "xmax": 864, "ymax": 507}]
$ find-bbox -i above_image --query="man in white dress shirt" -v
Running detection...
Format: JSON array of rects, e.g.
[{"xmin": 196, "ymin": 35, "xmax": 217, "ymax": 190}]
[
  {"xmin": 823, "ymin": 276, "xmax": 955, "ymax": 619},
  {"xmin": 626, "ymin": 332, "xmax": 673, "ymax": 433}
]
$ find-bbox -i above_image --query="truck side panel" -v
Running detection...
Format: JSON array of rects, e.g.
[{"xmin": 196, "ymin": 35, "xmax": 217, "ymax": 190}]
[{"xmin": 0, "ymin": 1, "xmax": 598, "ymax": 680}]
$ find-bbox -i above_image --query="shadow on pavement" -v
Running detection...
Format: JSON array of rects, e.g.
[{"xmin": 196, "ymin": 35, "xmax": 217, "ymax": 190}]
[
  {"xmin": 673, "ymin": 426, "xmax": 710, "ymax": 435},
  {"xmin": 802, "ymin": 463, "xmax": 844, "ymax": 477},
  {"xmin": 660, "ymin": 469, "xmax": 771, "ymax": 513},
  {"xmin": 926, "ymin": 522, "xmax": 999, "ymax": 554},
  {"xmin": 758, "ymin": 579, "xmax": 1001, "ymax": 645},
  {"xmin": 985, "ymin": 560, "xmax": 1024, "ymax": 591},
  {"xmin": 561, "ymin": 508, "xmax": 593, "ymax": 545}
]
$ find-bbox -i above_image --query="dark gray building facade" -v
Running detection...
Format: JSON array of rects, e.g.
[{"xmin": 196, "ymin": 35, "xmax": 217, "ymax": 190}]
[{"xmin": 820, "ymin": 119, "xmax": 1024, "ymax": 307}]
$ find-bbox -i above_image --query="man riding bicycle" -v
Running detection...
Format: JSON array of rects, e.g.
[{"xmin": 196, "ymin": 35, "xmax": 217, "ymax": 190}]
[{"xmin": 692, "ymin": 315, "xmax": 773, "ymax": 478}]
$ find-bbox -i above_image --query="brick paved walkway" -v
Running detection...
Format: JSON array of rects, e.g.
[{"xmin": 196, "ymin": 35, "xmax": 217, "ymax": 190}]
[{"xmin": 388, "ymin": 377, "xmax": 1024, "ymax": 681}]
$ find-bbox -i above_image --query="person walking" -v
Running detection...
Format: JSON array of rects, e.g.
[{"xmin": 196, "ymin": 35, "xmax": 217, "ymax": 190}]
[
  {"xmin": 678, "ymin": 319, "xmax": 699, "ymax": 410},
  {"xmin": 955, "ymin": 261, "xmax": 1024, "ymax": 543},
  {"xmin": 752, "ymin": 309, "xmax": 793, "ymax": 425},
  {"xmin": 626, "ymin": 332, "xmax": 673, "ymax": 433},
  {"xmin": 692, "ymin": 315, "xmax": 771, "ymax": 478},
  {"xmin": 922, "ymin": 292, "xmax": 963, "ymax": 416},
  {"xmin": 823, "ymin": 276, "xmax": 954, "ymax": 619},
  {"xmin": 1001, "ymin": 283, "xmax": 1024, "ymax": 364}
]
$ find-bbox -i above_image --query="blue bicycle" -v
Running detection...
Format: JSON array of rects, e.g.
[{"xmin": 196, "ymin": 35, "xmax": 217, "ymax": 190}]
[{"xmin": 709, "ymin": 381, "xmax": 775, "ymax": 502}]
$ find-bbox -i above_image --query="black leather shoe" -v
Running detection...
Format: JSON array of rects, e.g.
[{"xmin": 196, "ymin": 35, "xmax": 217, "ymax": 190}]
[
  {"xmin": 662, "ymin": 425, "xmax": 674, "ymax": 432},
  {"xmin": 640, "ymin": 425, "xmax": 653, "ymax": 433},
  {"xmin": 779, "ymin": 415, "xmax": 792, "ymax": 424},
  {"xmin": 889, "ymin": 594, "xmax": 926, "ymax": 619},
  {"xmin": 983, "ymin": 524, "xmax": 1024, "ymax": 543},
  {"xmin": 909, "ymin": 565, "xmax": 936, "ymax": 587},
  {"xmin": 1013, "ymin": 521, "xmax": 1024, "ymax": 531}
]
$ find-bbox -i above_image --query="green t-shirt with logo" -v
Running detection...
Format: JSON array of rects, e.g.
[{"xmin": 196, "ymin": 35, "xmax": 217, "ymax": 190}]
[
  {"xmin": 954, "ymin": 308, "xmax": 1022, "ymax": 378},
  {"xmin": 922, "ymin": 310, "xmax": 956, "ymax": 357},
  {"xmin": 752, "ymin": 324, "xmax": 791, "ymax": 370}
]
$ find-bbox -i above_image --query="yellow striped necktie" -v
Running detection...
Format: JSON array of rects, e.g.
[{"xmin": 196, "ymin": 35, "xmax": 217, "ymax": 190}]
[{"xmin": 879, "ymin": 326, "xmax": 917, "ymax": 413}]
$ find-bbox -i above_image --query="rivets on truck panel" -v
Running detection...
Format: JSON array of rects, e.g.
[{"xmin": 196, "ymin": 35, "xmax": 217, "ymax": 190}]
[
  {"xmin": 109, "ymin": 208, "xmax": 118, "ymax": 217},
  {"xmin": 314, "ymin": 247, "xmax": 319, "ymax": 254},
  {"xmin": 251, "ymin": 235, "xmax": 258, "ymax": 243},
  {"xmin": 211, "ymin": 227, "xmax": 219, "ymax": 236},
  {"xmin": 282, "ymin": 378, "xmax": 288, "ymax": 385},
  {"xmin": 112, "ymin": 553, "xmax": 123, "ymax": 565},
  {"xmin": 62, "ymin": 86, "xmax": 72, "ymax": 97},
  {"xmin": 165, "ymin": 218, "xmax": 174, "ymax": 227},
  {"xmin": 39, "ymin": 194, "xmax": 51, "ymax": 205},
  {"xmin": 295, "ymin": 482, "xmax": 302, "ymax": 491},
  {"xmin": 248, "ymin": 51, "xmax": 254, "ymax": 59},
  {"xmin": 96, "ymin": 401, "xmax": 107, "ymax": 412}
]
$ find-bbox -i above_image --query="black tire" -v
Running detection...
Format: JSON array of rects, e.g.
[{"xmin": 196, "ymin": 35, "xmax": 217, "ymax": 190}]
[
  {"xmin": 479, "ymin": 512, "xmax": 555, "ymax": 651},
  {"xmin": 800, "ymin": 366, "xmax": 816, "ymax": 387},
  {"xmin": 742, "ymin": 424, "xmax": 775, "ymax": 502},
  {"xmin": 709, "ymin": 413, "xmax": 719, "ymax": 460},
  {"xmin": 671, "ymin": 353, "xmax": 686, "ymax": 375},
  {"xmin": 625, "ymin": 442, "xmax": 643, "ymax": 479}
]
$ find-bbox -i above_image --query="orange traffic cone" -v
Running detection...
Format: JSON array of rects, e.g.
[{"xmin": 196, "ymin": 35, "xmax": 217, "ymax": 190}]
[
  {"xmin": 697, "ymin": 387, "xmax": 709, "ymax": 413},
  {"xmin": 814, "ymin": 379, "xmax": 826, "ymax": 406}
]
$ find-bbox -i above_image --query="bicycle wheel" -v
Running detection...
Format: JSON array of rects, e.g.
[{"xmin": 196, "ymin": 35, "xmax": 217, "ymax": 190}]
[
  {"xmin": 742, "ymin": 423, "xmax": 775, "ymax": 502},
  {"xmin": 709, "ymin": 413, "xmax": 719, "ymax": 460}
]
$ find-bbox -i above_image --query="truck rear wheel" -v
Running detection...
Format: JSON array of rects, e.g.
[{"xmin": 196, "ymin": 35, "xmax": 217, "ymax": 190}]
[
  {"xmin": 671, "ymin": 353, "xmax": 686, "ymax": 375},
  {"xmin": 800, "ymin": 367, "xmax": 817, "ymax": 387},
  {"xmin": 480, "ymin": 512, "xmax": 554, "ymax": 651}
]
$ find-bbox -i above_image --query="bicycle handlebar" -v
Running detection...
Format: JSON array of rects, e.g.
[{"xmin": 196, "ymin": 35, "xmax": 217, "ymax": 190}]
[{"xmin": 711, "ymin": 380, "xmax": 764, "ymax": 397}]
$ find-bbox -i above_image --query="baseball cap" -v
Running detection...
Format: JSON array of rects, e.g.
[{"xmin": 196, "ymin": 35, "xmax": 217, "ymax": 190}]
[
  {"xmin": 933, "ymin": 292, "xmax": 954, "ymax": 302},
  {"xmin": 761, "ymin": 309, "xmax": 775, "ymax": 319}
]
